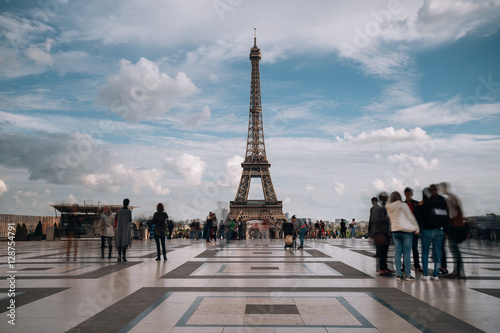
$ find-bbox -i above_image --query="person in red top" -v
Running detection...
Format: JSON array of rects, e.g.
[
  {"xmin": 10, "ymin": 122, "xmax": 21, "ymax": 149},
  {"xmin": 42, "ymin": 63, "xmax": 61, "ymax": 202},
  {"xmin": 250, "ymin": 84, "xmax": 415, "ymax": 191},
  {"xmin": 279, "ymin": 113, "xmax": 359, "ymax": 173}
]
[{"xmin": 404, "ymin": 187, "xmax": 422, "ymax": 273}]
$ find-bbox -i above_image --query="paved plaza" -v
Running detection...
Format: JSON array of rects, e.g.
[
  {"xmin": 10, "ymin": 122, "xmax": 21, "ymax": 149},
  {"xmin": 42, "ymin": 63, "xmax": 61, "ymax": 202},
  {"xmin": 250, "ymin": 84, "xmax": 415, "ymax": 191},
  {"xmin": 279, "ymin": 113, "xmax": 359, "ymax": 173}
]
[{"xmin": 1, "ymin": 237, "xmax": 500, "ymax": 332}]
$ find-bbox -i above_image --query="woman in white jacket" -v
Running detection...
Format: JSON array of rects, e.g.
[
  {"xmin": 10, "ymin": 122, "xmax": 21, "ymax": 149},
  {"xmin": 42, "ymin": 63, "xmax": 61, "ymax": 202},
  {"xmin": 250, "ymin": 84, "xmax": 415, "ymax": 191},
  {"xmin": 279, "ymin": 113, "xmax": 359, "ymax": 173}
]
[
  {"xmin": 386, "ymin": 191, "xmax": 420, "ymax": 281},
  {"xmin": 99, "ymin": 206, "xmax": 115, "ymax": 259}
]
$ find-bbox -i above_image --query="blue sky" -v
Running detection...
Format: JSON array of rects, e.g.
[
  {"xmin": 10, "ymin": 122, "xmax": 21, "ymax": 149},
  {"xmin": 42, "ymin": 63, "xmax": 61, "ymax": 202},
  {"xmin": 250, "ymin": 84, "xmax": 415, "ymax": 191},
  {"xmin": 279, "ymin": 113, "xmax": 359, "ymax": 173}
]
[{"xmin": 1, "ymin": 0, "xmax": 499, "ymax": 221}]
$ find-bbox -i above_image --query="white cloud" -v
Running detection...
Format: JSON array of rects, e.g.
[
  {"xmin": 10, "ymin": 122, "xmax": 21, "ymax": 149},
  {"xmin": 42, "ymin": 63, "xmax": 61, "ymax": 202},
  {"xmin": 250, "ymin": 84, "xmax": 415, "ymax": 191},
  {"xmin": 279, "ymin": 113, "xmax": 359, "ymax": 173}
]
[
  {"xmin": 333, "ymin": 181, "xmax": 345, "ymax": 195},
  {"xmin": 336, "ymin": 127, "xmax": 430, "ymax": 143},
  {"xmin": 388, "ymin": 153, "xmax": 439, "ymax": 171},
  {"xmin": 391, "ymin": 98, "xmax": 500, "ymax": 126},
  {"xmin": 0, "ymin": 179, "xmax": 8, "ymax": 197},
  {"xmin": 373, "ymin": 177, "xmax": 404, "ymax": 192},
  {"xmin": 96, "ymin": 57, "xmax": 198, "ymax": 122},
  {"xmin": 25, "ymin": 38, "xmax": 54, "ymax": 66},
  {"xmin": 184, "ymin": 105, "xmax": 211, "ymax": 127},
  {"xmin": 164, "ymin": 154, "xmax": 207, "ymax": 186},
  {"xmin": 12, "ymin": 189, "xmax": 51, "ymax": 210},
  {"xmin": 306, "ymin": 184, "xmax": 316, "ymax": 191},
  {"xmin": 223, "ymin": 155, "xmax": 244, "ymax": 187}
]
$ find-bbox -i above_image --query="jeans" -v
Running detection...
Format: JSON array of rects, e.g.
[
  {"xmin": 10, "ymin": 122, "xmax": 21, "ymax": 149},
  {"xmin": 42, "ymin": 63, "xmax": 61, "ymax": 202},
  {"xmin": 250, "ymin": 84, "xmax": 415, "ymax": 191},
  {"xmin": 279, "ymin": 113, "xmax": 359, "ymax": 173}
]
[
  {"xmin": 392, "ymin": 232, "xmax": 414, "ymax": 276},
  {"xmin": 449, "ymin": 227, "xmax": 464, "ymax": 275},
  {"xmin": 299, "ymin": 226, "xmax": 306, "ymax": 247},
  {"xmin": 205, "ymin": 225, "xmax": 212, "ymax": 242},
  {"xmin": 421, "ymin": 228, "xmax": 444, "ymax": 276},
  {"xmin": 154, "ymin": 234, "xmax": 166, "ymax": 257},
  {"xmin": 351, "ymin": 227, "xmax": 356, "ymax": 238}
]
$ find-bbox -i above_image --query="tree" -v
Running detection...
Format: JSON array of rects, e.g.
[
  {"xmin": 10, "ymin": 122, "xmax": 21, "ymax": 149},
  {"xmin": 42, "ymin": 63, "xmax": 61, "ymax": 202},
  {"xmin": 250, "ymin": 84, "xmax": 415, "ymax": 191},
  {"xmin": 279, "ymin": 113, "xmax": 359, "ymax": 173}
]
[
  {"xmin": 34, "ymin": 221, "xmax": 43, "ymax": 235},
  {"xmin": 15, "ymin": 224, "xmax": 22, "ymax": 236},
  {"xmin": 20, "ymin": 223, "xmax": 28, "ymax": 235}
]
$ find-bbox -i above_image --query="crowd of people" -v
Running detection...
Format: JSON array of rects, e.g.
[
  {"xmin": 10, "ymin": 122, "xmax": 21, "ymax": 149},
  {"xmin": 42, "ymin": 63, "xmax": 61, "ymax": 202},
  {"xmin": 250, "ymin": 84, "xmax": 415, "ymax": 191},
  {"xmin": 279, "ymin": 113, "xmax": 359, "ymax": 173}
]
[
  {"xmin": 368, "ymin": 182, "xmax": 466, "ymax": 281},
  {"xmin": 62, "ymin": 182, "xmax": 467, "ymax": 278}
]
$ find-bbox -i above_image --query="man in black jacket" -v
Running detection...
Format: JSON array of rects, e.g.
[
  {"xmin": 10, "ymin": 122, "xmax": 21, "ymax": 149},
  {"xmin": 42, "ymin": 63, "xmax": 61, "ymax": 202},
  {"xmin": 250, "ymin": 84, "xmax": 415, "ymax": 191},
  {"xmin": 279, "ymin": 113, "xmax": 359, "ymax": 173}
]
[{"xmin": 371, "ymin": 192, "xmax": 392, "ymax": 276}]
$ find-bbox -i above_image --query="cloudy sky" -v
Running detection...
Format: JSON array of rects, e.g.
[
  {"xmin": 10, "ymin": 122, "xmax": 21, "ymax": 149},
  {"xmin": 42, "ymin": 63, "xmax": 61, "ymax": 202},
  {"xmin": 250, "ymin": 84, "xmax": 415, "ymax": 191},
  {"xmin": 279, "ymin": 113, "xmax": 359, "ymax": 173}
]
[{"xmin": 1, "ymin": 0, "xmax": 499, "ymax": 222}]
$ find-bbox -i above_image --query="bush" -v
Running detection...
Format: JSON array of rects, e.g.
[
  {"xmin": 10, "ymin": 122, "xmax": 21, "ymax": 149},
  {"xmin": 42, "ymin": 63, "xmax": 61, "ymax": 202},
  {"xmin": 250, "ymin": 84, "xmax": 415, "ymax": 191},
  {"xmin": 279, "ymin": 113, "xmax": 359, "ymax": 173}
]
[
  {"xmin": 34, "ymin": 221, "xmax": 43, "ymax": 235},
  {"xmin": 21, "ymin": 223, "xmax": 29, "ymax": 235},
  {"xmin": 16, "ymin": 224, "xmax": 22, "ymax": 235}
]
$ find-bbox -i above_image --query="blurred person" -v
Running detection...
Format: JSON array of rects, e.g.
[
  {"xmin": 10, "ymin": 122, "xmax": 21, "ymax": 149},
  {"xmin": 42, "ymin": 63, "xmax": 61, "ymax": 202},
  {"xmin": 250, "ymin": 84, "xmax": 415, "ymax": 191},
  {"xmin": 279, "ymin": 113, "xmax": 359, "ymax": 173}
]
[
  {"xmin": 293, "ymin": 215, "xmax": 307, "ymax": 249},
  {"xmin": 99, "ymin": 206, "xmax": 115, "ymax": 259},
  {"xmin": 440, "ymin": 182, "xmax": 466, "ymax": 279},
  {"xmin": 404, "ymin": 187, "xmax": 423, "ymax": 273},
  {"xmin": 315, "ymin": 220, "xmax": 321, "ymax": 239},
  {"xmin": 350, "ymin": 219, "xmax": 356, "ymax": 238},
  {"xmin": 372, "ymin": 192, "xmax": 392, "ymax": 276},
  {"xmin": 205, "ymin": 212, "xmax": 215, "ymax": 243},
  {"xmin": 340, "ymin": 219, "xmax": 347, "ymax": 238},
  {"xmin": 167, "ymin": 218, "xmax": 174, "ymax": 240},
  {"xmin": 386, "ymin": 191, "xmax": 420, "ymax": 281},
  {"xmin": 115, "ymin": 198, "xmax": 132, "ymax": 262},
  {"xmin": 320, "ymin": 220, "xmax": 326, "ymax": 239},
  {"xmin": 65, "ymin": 204, "xmax": 81, "ymax": 261},
  {"xmin": 420, "ymin": 185, "xmax": 448, "ymax": 281},
  {"xmin": 260, "ymin": 219, "xmax": 270, "ymax": 246},
  {"xmin": 151, "ymin": 203, "xmax": 168, "ymax": 261}
]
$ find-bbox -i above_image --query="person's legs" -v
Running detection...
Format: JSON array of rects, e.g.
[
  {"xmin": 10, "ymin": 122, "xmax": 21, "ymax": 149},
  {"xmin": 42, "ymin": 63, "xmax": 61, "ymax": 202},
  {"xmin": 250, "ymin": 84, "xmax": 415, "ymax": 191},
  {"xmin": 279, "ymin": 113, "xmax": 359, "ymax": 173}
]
[
  {"xmin": 122, "ymin": 245, "xmax": 128, "ymax": 262},
  {"xmin": 107, "ymin": 237, "xmax": 112, "ymax": 258},
  {"xmin": 161, "ymin": 235, "xmax": 166, "ymax": 260},
  {"xmin": 101, "ymin": 236, "xmax": 106, "ymax": 258},
  {"xmin": 432, "ymin": 229, "xmax": 444, "ymax": 277},
  {"xmin": 154, "ymin": 235, "xmax": 161, "ymax": 259},
  {"xmin": 420, "ymin": 229, "xmax": 431, "ymax": 276},
  {"xmin": 299, "ymin": 227, "xmax": 306, "ymax": 248},
  {"xmin": 117, "ymin": 247, "xmax": 122, "ymax": 262},
  {"xmin": 392, "ymin": 233, "xmax": 403, "ymax": 276},
  {"xmin": 412, "ymin": 233, "xmax": 421, "ymax": 270},
  {"xmin": 66, "ymin": 234, "xmax": 73, "ymax": 260},
  {"xmin": 379, "ymin": 233, "xmax": 389, "ymax": 272},
  {"xmin": 448, "ymin": 228, "xmax": 464, "ymax": 276},
  {"xmin": 402, "ymin": 232, "xmax": 414, "ymax": 277}
]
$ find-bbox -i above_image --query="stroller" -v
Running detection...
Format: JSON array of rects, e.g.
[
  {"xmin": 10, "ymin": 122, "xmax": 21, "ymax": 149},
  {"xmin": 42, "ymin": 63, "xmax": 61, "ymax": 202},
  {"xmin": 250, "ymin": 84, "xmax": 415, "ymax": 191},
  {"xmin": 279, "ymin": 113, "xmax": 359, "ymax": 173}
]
[{"xmin": 282, "ymin": 222, "xmax": 296, "ymax": 249}]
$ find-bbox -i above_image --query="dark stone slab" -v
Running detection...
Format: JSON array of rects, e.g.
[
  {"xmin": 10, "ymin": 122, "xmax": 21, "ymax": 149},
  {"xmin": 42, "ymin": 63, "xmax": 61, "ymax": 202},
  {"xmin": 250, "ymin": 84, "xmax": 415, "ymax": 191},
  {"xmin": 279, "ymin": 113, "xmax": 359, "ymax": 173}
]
[
  {"xmin": 472, "ymin": 288, "xmax": 500, "ymax": 298},
  {"xmin": 250, "ymin": 266, "xmax": 280, "ymax": 270},
  {"xmin": 245, "ymin": 304, "xmax": 299, "ymax": 315}
]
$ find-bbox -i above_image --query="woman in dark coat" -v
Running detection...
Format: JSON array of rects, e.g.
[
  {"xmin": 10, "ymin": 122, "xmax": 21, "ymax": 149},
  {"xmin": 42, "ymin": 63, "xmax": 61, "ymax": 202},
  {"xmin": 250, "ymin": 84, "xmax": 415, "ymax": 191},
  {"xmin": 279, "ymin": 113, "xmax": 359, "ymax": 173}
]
[
  {"xmin": 152, "ymin": 203, "xmax": 168, "ymax": 261},
  {"xmin": 115, "ymin": 198, "xmax": 132, "ymax": 262}
]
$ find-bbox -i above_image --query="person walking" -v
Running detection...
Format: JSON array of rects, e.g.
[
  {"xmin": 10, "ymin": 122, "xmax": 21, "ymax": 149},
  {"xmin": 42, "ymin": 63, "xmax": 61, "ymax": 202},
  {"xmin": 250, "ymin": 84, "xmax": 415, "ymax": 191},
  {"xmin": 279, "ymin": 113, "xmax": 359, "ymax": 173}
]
[
  {"xmin": 372, "ymin": 192, "xmax": 392, "ymax": 276},
  {"xmin": 151, "ymin": 203, "xmax": 168, "ymax": 261},
  {"xmin": 64, "ymin": 204, "xmax": 81, "ymax": 261},
  {"xmin": 340, "ymin": 219, "xmax": 347, "ymax": 238},
  {"xmin": 205, "ymin": 212, "xmax": 215, "ymax": 243},
  {"xmin": 115, "ymin": 198, "xmax": 132, "ymax": 262},
  {"xmin": 420, "ymin": 185, "xmax": 449, "ymax": 281},
  {"xmin": 440, "ymin": 182, "xmax": 466, "ymax": 279},
  {"xmin": 350, "ymin": 219, "xmax": 356, "ymax": 238},
  {"xmin": 99, "ymin": 206, "xmax": 115, "ymax": 259},
  {"xmin": 386, "ymin": 191, "xmax": 420, "ymax": 281}
]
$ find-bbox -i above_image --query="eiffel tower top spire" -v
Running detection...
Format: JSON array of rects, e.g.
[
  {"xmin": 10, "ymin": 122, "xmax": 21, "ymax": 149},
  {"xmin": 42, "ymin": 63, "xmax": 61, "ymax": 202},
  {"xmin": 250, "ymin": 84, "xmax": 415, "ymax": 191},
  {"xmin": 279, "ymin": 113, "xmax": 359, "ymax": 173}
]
[{"xmin": 245, "ymin": 28, "xmax": 267, "ymax": 163}]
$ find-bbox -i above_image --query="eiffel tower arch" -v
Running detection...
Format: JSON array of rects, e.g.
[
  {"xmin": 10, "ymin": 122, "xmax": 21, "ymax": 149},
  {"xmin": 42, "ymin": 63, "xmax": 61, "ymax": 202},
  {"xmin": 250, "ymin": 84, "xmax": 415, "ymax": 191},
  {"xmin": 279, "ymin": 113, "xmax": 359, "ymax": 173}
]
[{"xmin": 227, "ymin": 30, "xmax": 287, "ymax": 223}]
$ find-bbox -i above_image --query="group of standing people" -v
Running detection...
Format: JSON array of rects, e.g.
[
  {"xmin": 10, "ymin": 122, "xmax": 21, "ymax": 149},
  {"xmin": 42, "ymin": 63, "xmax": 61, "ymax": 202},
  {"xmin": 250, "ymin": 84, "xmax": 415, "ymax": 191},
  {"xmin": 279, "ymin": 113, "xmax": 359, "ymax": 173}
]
[{"xmin": 369, "ymin": 182, "xmax": 466, "ymax": 281}]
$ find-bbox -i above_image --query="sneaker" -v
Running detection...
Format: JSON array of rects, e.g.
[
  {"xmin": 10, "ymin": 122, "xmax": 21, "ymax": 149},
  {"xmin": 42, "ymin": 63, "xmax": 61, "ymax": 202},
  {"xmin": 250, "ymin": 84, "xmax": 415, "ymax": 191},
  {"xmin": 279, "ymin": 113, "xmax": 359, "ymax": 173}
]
[
  {"xmin": 439, "ymin": 268, "xmax": 449, "ymax": 275},
  {"xmin": 396, "ymin": 275, "xmax": 404, "ymax": 281},
  {"xmin": 421, "ymin": 275, "xmax": 428, "ymax": 281},
  {"xmin": 430, "ymin": 275, "xmax": 439, "ymax": 281},
  {"xmin": 405, "ymin": 275, "xmax": 415, "ymax": 281}
]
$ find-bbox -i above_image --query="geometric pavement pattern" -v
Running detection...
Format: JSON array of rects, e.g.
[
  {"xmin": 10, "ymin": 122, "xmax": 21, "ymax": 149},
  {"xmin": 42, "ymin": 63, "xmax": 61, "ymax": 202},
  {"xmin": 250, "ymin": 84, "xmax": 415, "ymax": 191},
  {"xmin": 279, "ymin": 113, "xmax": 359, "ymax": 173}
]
[{"xmin": 1, "ymin": 238, "xmax": 499, "ymax": 332}]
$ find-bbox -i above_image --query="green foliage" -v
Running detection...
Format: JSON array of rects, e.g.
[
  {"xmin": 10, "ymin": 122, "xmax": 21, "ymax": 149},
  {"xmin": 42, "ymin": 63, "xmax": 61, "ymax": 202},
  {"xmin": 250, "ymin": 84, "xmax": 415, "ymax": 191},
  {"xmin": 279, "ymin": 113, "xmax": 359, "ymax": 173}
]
[
  {"xmin": 16, "ymin": 224, "xmax": 22, "ymax": 235},
  {"xmin": 34, "ymin": 221, "xmax": 43, "ymax": 235},
  {"xmin": 20, "ymin": 223, "xmax": 29, "ymax": 235}
]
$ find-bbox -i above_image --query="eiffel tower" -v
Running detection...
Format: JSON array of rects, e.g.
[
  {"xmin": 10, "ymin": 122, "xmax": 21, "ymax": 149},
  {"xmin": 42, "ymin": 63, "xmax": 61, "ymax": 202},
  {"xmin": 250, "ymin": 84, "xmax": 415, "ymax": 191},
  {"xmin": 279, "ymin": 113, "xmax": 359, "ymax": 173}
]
[{"xmin": 228, "ymin": 30, "xmax": 287, "ymax": 222}]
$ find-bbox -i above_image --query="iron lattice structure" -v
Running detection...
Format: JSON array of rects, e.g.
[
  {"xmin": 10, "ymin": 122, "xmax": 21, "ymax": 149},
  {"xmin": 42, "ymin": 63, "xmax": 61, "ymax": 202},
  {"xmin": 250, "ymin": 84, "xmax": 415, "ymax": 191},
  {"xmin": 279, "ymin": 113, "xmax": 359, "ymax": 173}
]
[{"xmin": 228, "ymin": 32, "xmax": 287, "ymax": 222}]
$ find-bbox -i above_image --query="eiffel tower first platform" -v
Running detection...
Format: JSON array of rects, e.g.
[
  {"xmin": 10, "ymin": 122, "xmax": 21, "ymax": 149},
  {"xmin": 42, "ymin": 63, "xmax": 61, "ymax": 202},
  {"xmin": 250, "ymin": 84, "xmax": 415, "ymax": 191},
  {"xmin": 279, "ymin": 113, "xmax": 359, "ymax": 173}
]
[{"xmin": 227, "ymin": 30, "xmax": 287, "ymax": 223}]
